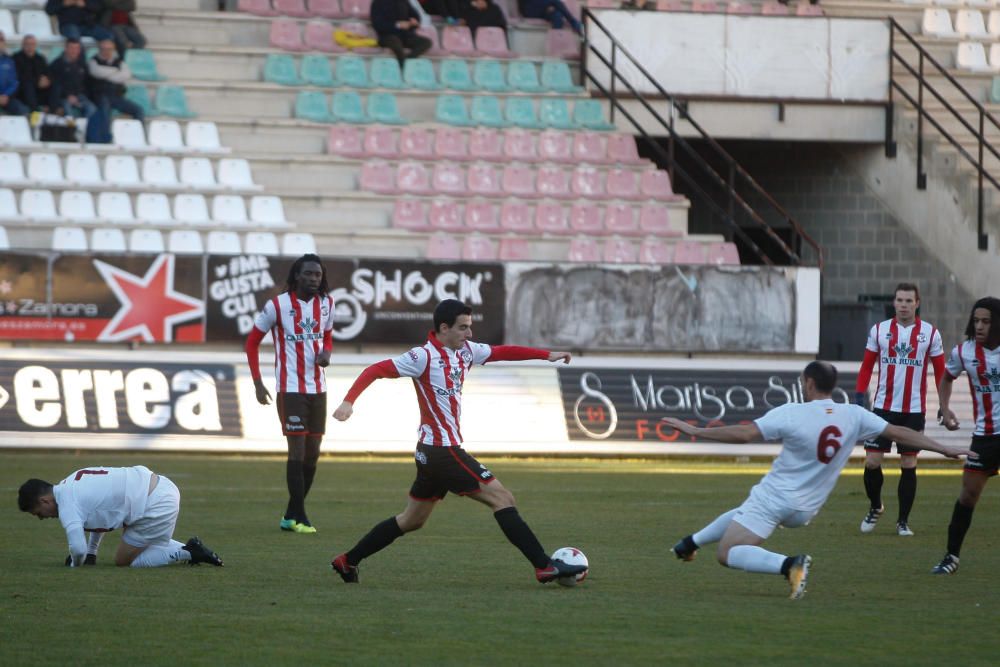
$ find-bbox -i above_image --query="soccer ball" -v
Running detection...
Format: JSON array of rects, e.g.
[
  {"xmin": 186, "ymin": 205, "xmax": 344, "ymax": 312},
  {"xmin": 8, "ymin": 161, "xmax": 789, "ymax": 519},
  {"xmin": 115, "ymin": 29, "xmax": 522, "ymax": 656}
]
[{"xmin": 551, "ymin": 546, "xmax": 588, "ymax": 587}]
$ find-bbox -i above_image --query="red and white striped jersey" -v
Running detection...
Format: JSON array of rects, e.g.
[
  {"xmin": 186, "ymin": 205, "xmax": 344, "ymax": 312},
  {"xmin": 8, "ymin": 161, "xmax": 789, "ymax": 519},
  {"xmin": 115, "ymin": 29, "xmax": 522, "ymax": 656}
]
[
  {"xmin": 945, "ymin": 341, "xmax": 1000, "ymax": 436},
  {"xmin": 865, "ymin": 318, "xmax": 944, "ymax": 413},
  {"xmin": 254, "ymin": 292, "xmax": 334, "ymax": 394},
  {"xmin": 391, "ymin": 333, "xmax": 492, "ymax": 446}
]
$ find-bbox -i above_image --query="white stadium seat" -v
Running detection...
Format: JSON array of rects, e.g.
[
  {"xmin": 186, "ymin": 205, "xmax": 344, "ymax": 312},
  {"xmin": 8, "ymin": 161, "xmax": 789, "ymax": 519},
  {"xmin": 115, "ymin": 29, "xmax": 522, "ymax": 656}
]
[
  {"xmin": 0, "ymin": 187, "xmax": 20, "ymax": 219},
  {"xmin": 104, "ymin": 154, "xmax": 141, "ymax": 187},
  {"xmin": 20, "ymin": 189, "xmax": 59, "ymax": 221},
  {"xmin": 0, "ymin": 225, "xmax": 8, "ymax": 250},
  {"xmin": 168, "ymin": 229, "xmax": 204, "ymax": 254},
  {"xmin": 91, "ymin": 227, "xmax": 127, "ymax": 252},
  {"xmin": 244, "ymin": 231, "xmax": 280, "ymax": 255},
  {"xmin": 956, "ymin": 9, "xmax": 990, "ymax": 38},
  {"xmin": 16, "ymin": 9, "xmax": 54, "ymax": 39},
  {"xmin": 922, "ymin": 9, "xmax": 959, "ymax": 38},
  {"xmin": 129, "ymin": 228, "xmax": 166, "ymax": 253},
  {"xmin": 0, "ymin": 152, "xmax": 27, "ymax": 184},
  {"xmin": 142, "ymin": 156, "xmax": 179, "ymax": 187},
  {"xmin": 136, "ymin": 192, "xmax": 174, "ymax": 224},
  {"xmin": 250, "ymin": 195, "xmax": 287, "ymax": 226},
  {"xmin": 0, "ymin": 10, "xmax": 15, "ymax": 39},
  {"xmin": 112, "ymin": 119, "xmax": 147, "ymax": 150},
  {"xmin": 206, "ymin": 230, "xmax": 242, "ymax": 255},
  {"xmin": 59, "ymin": 190, "xmax": 97, "ymax": 222},
  {"xmin": 174, "ymin": 193, "xmax": 211, "ymax": 224},
  {"xmin": 52, "ymin": 226, "xmax": 88, "ymax": 251},
  {"xmin": 991, "ymin": 43, "xmax": 1000, "ymax": 70},
  {"xmin": 0, "ymin": 116, "xmax": 33, "ymax": 146},
  {"xmin": 27, "ymin": 152, "xmax": 64, "ymax": 184},
  {"xmin": 217, "ymin": 158, "xmax": 257, "ymax": 189},
  {"xmin": 956, "ymin": 41, "xmax": 994, "ymax": 72},
  {"xmin": 212, "ymin": 195, "xmax": 248, "ymax": 225},
  {"xmin": 184, "ymin": 121, "xmax": 223, "ymax": 152},
  {"xmin": 66, "ymin": 153, "xmax": 103, "ymax": 186},
  {"xmin": 282, "ymin": 232, "xmax": 316, "ymax": 256},
  {"xmin": 179, "ymin": 157, "xmax": 217, "ymax": 189},
  {"xmin": 990, "ymin": 10, "xmax": 1000, "ymax": 37},
  {"xmin": 97, "ymin": 192, "xmax": 135, "ymax": 222},
  {"xmin": 148, "ymin": 120, "xmax": 185, "ymax": 151}
]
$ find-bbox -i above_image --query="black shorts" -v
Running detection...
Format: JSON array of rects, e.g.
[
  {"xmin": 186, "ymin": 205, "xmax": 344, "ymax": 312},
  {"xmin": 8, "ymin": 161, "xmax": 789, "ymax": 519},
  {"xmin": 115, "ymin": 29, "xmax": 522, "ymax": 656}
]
[
  {"xmin": 864, "ymin": 409, "xmax": 925, "ymax": 455},
  {"xmin": 964, "ymin": 435, "xmax": 1000, "ymax": 476},
  {"xmin": 409, "ymin": 444, "xmax": 495, "ymax": 501},
  {"xmin": 276, "ymin": 392, "xmax": 327, "ymax": 436}
]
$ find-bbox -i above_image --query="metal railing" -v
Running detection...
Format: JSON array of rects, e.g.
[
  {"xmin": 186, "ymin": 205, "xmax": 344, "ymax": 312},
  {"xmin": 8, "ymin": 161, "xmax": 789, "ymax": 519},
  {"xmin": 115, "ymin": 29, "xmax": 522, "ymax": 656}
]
[
  {"xmin": 580, "ymin": 8, "xmax": 822, "ymax": 268},
  {"xmin": 887, "ymin": 18, "xmax": 997, "ymax": 251}
]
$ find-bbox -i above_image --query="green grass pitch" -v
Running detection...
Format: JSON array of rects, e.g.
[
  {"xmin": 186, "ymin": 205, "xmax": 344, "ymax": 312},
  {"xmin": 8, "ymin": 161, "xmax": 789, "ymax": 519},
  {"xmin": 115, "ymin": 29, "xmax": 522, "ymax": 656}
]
[{"xmin": 1, "ymin": 452, "xmax": 998, "ymax": 665}]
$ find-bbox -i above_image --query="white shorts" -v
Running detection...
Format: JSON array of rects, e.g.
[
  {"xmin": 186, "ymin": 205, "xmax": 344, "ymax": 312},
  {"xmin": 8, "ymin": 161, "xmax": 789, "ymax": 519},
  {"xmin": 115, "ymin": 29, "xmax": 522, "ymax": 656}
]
[
  {"xmin": 732, "ymin": 484, "xmax": 817, "ymax": 540},
  {"xmin": 122, "ymin": 476, "xmax": 180, "ymax": 548}
]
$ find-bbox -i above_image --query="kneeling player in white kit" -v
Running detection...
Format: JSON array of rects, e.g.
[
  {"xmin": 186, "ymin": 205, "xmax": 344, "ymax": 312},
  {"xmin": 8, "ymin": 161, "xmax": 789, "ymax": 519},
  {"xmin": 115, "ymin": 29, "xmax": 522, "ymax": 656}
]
[
  {"xmin": 665, "ymin": 361, "xmax": 967, "ymax": 599},
  {"xmin": 18, "ymin": 465, "xmax": 224, "ymax": 568}
]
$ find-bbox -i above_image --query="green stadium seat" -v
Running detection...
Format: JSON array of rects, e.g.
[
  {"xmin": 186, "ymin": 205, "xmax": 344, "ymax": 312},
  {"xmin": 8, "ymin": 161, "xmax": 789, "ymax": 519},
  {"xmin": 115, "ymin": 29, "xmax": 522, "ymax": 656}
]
[
  {"xmin": 334, "ymin": 55, "xmax": 370, "ymax": 88},
  {"xmin": 440, "ymin": 59, "xmax": 477, "ymax": 91},
  {"xmin": 471, "ymin": 95, "xmax": 508, "ymax": 127},
  {"xmin": 540, "ymin": 60, "xmax": 583, "ymax": 93},
  {"xmin": 368, "ymin": 92, "xmax": 406, "ymax": 124},
  {"xmin": 573, "ymin": 99, "xmax": 615, "ymax": 131},
  {"xmin": 300, "ymin": 54, "xmax": 335, "ymax": 87},
  {"xmin": 403, "ymin": 58, "xmax": 439, "ymax": 90},
  {"xmin": 370, "ymin": 57, "xmax": 404, "ymax": 89},
  {"xmin": 124, "ymin": 49, "xmax": 166, "ymax": 82},
  {"xmin": 295, "ymin": 90, "xmax": 333, "ymax": 122},
  {"xmin": 473, "ymin": 60, "xmax": 509, "ymax": 92},
  {"xmin": 263, "ymin": 54, "xmax": 302, "ymax": 86},
  {"xmin": 504, "ymin": 97, "xmax": 541, "ymax": 129},
  {"xmin": 507, "ymin": 61, "xmax": 544, "ymax": 93},
  {"xmin": 85, "ymin": 46, "xmax": 98, "ymax": 61},
  {"xmin": 46, "ymin": 46, "xmax": 64, "ymax": 62},
  {"xmin": 155, "ymin": 85, "xmax": 196, "ymax": 118},
  {"xmin": 332, "ymin": 91, "xmax": 368, "ymax": 123},
  {"xmin": 435, "ymin": 95, "xmax": 473, "ymax": 126},
  {"xmin": 538, "ymin": 98, "xmax": 574, "ymax": 129},
  {"xmin": 125, "ymin": 85, "xmax": 158, "ymax": 118},
  {"xmin": 992, "ymin": 76, "xmax": 1000, "ymax": 104}
]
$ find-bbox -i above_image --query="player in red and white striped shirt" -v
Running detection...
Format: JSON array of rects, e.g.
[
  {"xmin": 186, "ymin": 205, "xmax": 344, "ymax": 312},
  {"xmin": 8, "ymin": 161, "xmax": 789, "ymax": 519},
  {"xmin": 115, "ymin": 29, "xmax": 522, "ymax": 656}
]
[
  {"xmin": 245, "ymin": 254, "xmax": 334, "ymax": 534},
  {"xmin": 328, "ymin": 299, "xmax": 587, "ymax": 585},
  {"xmin": 932, "ymin": 296, "xmax": 1000, "ymax": 575},
  {"xmin": 854, "ymin": 283, "xmax": 944, "ymax": 536}
]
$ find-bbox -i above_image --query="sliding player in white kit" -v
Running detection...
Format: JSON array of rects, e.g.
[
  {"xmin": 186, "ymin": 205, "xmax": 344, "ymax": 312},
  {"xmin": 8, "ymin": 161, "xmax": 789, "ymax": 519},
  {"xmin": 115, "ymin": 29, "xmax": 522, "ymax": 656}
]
[
  {"xmin": 18, "ymin": 465, "xmax": 224, "ymax": 568},
  {"xmin": 666, "ymin": 361, "xmax": 966, "ymax": 599}
]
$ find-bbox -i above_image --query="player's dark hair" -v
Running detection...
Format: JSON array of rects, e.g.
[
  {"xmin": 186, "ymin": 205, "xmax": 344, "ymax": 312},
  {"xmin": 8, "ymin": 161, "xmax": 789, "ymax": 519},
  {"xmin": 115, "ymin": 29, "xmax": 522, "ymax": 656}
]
[
  {"xmin": 434, "ymin": 299, "xmax": 472, "ymax": 331},
  {"xmin": 894, "ymin": 283, "xmax": 920, "ymax": 301},
  {"xmin": 285, "ymin": 254, "xmax": 328, "ymax": 294},
  {"xmin": 803, "ymin": 361, "xmax": 838, "ymax": 393},
  {"xmin": 17, "ymin": 479, "xmax": 53, "ymax": 512},
  {"xmin": 964, "ymin": 297, "xmax": 1000, "ymax": 348}
]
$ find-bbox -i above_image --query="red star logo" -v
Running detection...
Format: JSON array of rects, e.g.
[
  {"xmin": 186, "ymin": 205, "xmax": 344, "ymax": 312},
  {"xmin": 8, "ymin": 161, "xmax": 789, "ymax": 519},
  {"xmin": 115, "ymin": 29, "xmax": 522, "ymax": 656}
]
[{"xmin": 94, "ymin": 255, "xmax": 204, "ymax": 342}]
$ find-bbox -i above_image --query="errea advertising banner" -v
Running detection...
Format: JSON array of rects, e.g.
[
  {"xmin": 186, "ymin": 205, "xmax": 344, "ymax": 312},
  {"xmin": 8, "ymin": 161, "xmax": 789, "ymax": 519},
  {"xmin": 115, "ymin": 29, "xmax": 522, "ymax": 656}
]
[{"xmin": 558, "ymin": 367, "xmax": 858, "ymax": 443}]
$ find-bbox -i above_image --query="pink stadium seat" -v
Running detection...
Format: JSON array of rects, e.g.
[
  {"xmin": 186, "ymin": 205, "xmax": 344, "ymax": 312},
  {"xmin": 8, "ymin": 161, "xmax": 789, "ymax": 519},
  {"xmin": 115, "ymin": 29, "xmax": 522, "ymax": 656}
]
[
  {"xmin": 339, "ymin": 22, "xmax": 380, "ymax": 53},
  {"xmin": 341, "ymin": 0, "xmax": 372, "ymax": 18},
  {"xmin": 328, "ymin": 126, "xmax": 364, "ymax": 157},
  {"xmin": 500, "ymin": 200, "xmax": 535, "ymax": 233},
  {"xmin": 674, "ymin": 240, "xmax": 707, "ymax": 265},
  {"xmin": 538, "ymin": 129, "xmax": 573, "ymax": 162},
  {"xmin": 726, "ymin": 1, "xmax": 754, "ymax": 14},
  {"xmin": 432, "ymin": 163, "xmax": 468, "ymax": 195},
  {"xmin": 503, "ymin": 129, "xmax": 538, "ymax": 162},
  {"xmin": 434, "ymin": 127, "xmax": 469, "ymax": 161},
  {"xmin": 573, "ymin": 132, "xmax": 609, "ymax": 164},
  {"xmin": 606, "ymin": 168, "xmax": 640, "ymax": 200},
  {"xmin": 502, "ymin": 165, "xmax": 537, "ymax": 198},
  {"xmin": 442, "ymin": 26, "xmax": 478, "ymax": 57},
  {"xmin": 467, "ymin": 163, "xmax": 502, "ymax": 196},
  {"xmin": 639, "ymin": 203, "xmax": 681, "ymax": 237},
  {"xmin": 640, "ymin": 170, "xmax": 679, "ymax": 200},
  {"xmin": 417, "ymin": 26, "xmax": 448, "ymax": 56},
  {"xmin": 427, "ymin": 233, "xmax": 462, "ymax": 259},
  {"xmin": 604, "ymin": 203, "xmax": 639, "ymax": 235},
  {"xmin": 393, "ymin": 199, "xmax": 429, "ymax": 230},
  {"xmin": 563, "ymin": 0, "xmax": 581, "ymax": 19},
  {"xmin": 396, "ymin": 127, "xmax": 432, "ymax": 160},
  {"xmin": 468, "ymin": 128, "xmax": 502, "ymax": 161},
  {"xmin": 567, "ymin": 237, "xmax": 600, "ymax": 262},
  {"xmin": 273, "ymin": 0, "xmax": 313, "ymax": 17},
  {"xmin": 639, "ymin": 237, "xmax": 674, "ymax": 264},
  {"xmin": 707, "ymin": 241, "xmax": 740, "ymax": 265},
  {"xmin": 587, "ymin": 0, "xmax": 618, "ymax": 7},
  {"xmin": 603, "ymin": 238, "xmax": 638, "ymax": 263},
  {"xmin": 304, "ymin": 21, "xmax": 342, "ymax": 52},
  {"xmin": 270, "ymin": 19, "xmax": 306, "ymax": 51},
  {"xmin": 571, "ymin": 166, "xmax": 606, "ymax": 199},
  {"xmin": 760, "ymin": 1, "xmax": 789, "ymax": 15},
  {"xmin": 463, "ymin": 234, "xmax": 499, "ymax": 260},
  {"xmin": 655, "ymin": 0, "xmax": 684, "ymax": 10},
  {"xmin": 691, "ymin": 0, "xmax": 719, "ymax": 11},
  {"xmin": 570, "ymin": 203, "xmax": 604, "ymax": 235},
  {"xmin": 535, "ymin": 202, "xmax": 570, "ymax": 234},
  {"xmin": 476, "ymin": 27, "xmax": 515, "ymax": 58},
  {"xmin": 363, "ymin": 126, "xmax": 399, "ymax": 158},
  {"xmin": 429, "ymin": 200, "xmax": 465, "ymax": 231},
  {"xmin": 499, "ymin": 237, "xmax": 531, "ymax": 260},
  {"xmin": 796, "ymin": 2, "xmax": 823, "ymax": 15},
  {"xmin": 397, "ymin": 162, "xmax": 432, "ymax": 194},
  {"xmin": 607, "ymin": 134, "xmax": 644, "ymax": 164},
  {"xmin": 536, "ymin": 166, "xmax": 571, "ymax": 199},
  {"xmin": 546, "ymin": 29, "xmax": 580, "ymax": 60},
  {"xmin": 465, "ymin": 200, "xmax": 501, "ymax": 231},
  {"xmin": 359, "ymin": 161, "xmax": 396, "ymax": 193},
  {"xmin": 239, "ymin": 0, "xmax": 278, "ymax": 16},
  {"xmin": 308, "ymin": 0, "xmax": 345, "ymax": 18}
]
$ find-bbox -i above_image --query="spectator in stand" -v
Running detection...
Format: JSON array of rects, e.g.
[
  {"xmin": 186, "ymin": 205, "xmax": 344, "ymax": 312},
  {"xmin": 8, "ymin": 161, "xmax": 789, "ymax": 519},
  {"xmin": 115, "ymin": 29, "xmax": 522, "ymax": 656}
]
[
  {"xmin": 370, "ymin": 0, "xmax": 432, "ymax": 67},
  {"xmin": 422, "ymin": 0, "xmax": 462, "ymax": 23},
  {"xmin": 49, "ymin": 38, "xmax": 97, "ymax": 119},
  {"xmin": 101, "ymin": 0, "xmax": 147, "ymax": 57},
  {"xmin": 0, "ymin": 31, "xmax": 30, "ymax": 116},
  {"xmin": 88, "ymin": 37, "xmax": 144, "ymax": 125},
  {"xmin": 518, "ymin": 0, "xmax": 581, "ymax": 34},
  {"xmin": 14, "ymin": 35, "xmax": 52, "ymax": 112},
  {"xmin": 46, "ymin": 0, "xmax": 114, "ymax": 42},
  {"xmin": 461, "ymin": 0, "xmax": 507, "ymax": 38}
]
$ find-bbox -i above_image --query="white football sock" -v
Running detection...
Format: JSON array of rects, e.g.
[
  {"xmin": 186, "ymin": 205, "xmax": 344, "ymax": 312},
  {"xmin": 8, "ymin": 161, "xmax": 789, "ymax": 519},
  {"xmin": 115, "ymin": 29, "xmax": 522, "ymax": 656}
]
[
  {"xmin": 86, "ymin": 531, "xmax": 104, "ymax": 556},
  {"xmin": 130, "ymin": 541, "xmax": 191, "ymax": 568},
  {"xmin": 725, "ymin": 545, "xmax": 786, "ymax": 574},
  {"xmin": 692, "ymin": 509, "xmax": 738, "ymax": 547}
]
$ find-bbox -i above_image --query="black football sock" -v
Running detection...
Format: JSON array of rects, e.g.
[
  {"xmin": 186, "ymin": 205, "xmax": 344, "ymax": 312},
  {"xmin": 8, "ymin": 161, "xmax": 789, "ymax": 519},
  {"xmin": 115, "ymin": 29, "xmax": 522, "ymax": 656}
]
[
  {"xmin": 302, "ymin": 463, "xmax": 318, "ymax": 498},
  {"xmin": 494, "ymin": 507, "xmax": 550, "ymax": 569},
  {"xmin": 285, "ymin": 460, "xmax": 305, "ymax": 521},
  {"xmin": 946, "ymin": 501, "xmax": 975, "ymax": 557},
  {"xmin": 346, "ymin": 517, "xmax": 405, "ymax": 565},
  {"xmin": 863, "ymin": 466, "xmax": 883, "ymax": 509},
  {"xmin": 897, "ymin": 467, "xmax": 917, "ymax": 523}
]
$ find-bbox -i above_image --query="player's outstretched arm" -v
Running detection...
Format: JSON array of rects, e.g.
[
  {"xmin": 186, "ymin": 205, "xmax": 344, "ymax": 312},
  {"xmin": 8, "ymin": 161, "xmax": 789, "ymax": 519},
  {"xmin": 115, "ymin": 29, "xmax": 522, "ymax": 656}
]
[
  {"xmin": 548, "ymin": 351, "xmax": 571, "ymax": 364},
  {"xmin": 334, "ymin": 360, "xmax": 401, "ymax": 421},
  {"xmin": 333, "ymin": 401, "xmax": 353, "ymax": 422},
  {"xmin": 882, "ymin": 424, "xmax": 969, "ymax": 458},
  {"xmin": 661, "ymin": 417, "xmax": 762, "ymax": 443},
  {"xmin": 937, "ymin": 374, "xmax": 960, "ymax": 431}
]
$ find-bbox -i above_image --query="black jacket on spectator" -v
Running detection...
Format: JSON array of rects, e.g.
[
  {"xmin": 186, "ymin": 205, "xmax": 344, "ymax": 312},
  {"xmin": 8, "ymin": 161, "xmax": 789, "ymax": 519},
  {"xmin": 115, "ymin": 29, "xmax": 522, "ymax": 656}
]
[
  {"xmin": 13, "ymin": 49, "xmax": 49, "ymax": 108},
  {"xmin": 49, "ymin": 53, "xmax": 89, "ymax": 105},
  {"xmin": 461, "ymin": 0, "xmax": 507, "ymax": 36},
  {"xmin": 370, "ymin": 0, "xmax": 420, "ymax": 38},
  {"xmin": 45, "ymin": 0, "xmax": 104, "ymax": 29}
]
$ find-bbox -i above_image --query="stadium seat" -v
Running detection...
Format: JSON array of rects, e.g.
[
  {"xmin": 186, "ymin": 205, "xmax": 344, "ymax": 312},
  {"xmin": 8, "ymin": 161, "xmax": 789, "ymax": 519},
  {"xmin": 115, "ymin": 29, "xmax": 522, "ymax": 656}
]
[
  {"xmin": 112, "ymin": 118, "xmax": 147, "ymax": 149},
  {"xmin": 473, "ymin": 60, "xmax": 510, "ymax": 92},
  {"xmin": 432, "ymin": 163, "xmax": 467, "ymax": 195},
  {"xmin": 167, "ymin": 229, "xmax": 204, "ymax": 255},
  {"xmin": 174, "ymin": 193, "xmax": 211, "ymax": 224},
  {"xmin": 570, "ymin": 202, "xmax": 604, "ymax": 235},
  {"xmin": 538, "ymin": 129, "xmax": 573, "ymax": 162},
  {"xmin": 274, "ymin": 0, "xmax": 313, "ymax": 17},
  {"xmin": 923, "ymin": 9, "xmax": 959, "ymax": 38},
  {"xmin": 434, "ymin": 127, "xmax": 469, "ymax": 160},
  {"xmin": 282, "ymin": 232, "xmax": 317, "ymax": 255},
  {"xmin": 270, "ymin": 19, "xmax": 306, "ymax": 51},
  {"xmin": 500, "ymin": 200, "xmax": 534, "ymax": 232},
  {"xmin": 332, "ymin": 91, "xmax": 369, "ymax": 123},
  {"xmin": 66, "ymin": 153, "xmax": 102, "ymax": 186},
  {"xmin": 308, "ymin": 0, "xmax": 344, "ymax": 18},
  {"xmin": 0, "ymin": 225, "xmax": 8, "ymax": 250},
  {"xmin": 991, "ymin": 43, "xmax": 1000, "ymax": 70},
  {"xmin": 507, "ymin": 61, "xmax": 544, "ymax": 93},
  {"xmin": 574, "ymin": 132, "xmax": 609, "ymax": 163},
  {"xmin": 607, "ymin": 134, "xmax": 644, "ymax": 164},
  {"xmin": 546, "ymin": 29, "xmax": 580, "ymax": 60},
  {"xmin": 368, "ymin": 92, "xmax": 406, "ymax": 125},
  {"xmin": 124, "ymin": 49, "xmax": 165, "ymax": 81},
  {"xmin": 440, "ymin": 59, "xmax": 477, "ymax": 91},
  {"xmin": 250, "ymin": 196, "xmax": 288, "ymax": 226},
  {"xmin": 574, "ymin": 100, "xmax": 614, "ymax": 130},
  {"xmin": 442, "ymin": 25, "xmax": 477, "ymax": 57},
  {"xmin": 104, "ymin": 155, "xmax": 141, "ymax": 187},
  {"xmin": 503, "ymin": 129, "xmax": 537, "ymax": 162},
  {"xmin": 465, "ymin": 200, "xmax": 500, "ymax": 231},
  {"xmin": 183, "ymin": 122, "xmax": 225, "ymax": 153},
  {"xmin": 476, "ymin": 27, "xmax": 515, "ymax": 58},
  {"xmin": 538, "ymin": 98, "xmax": 574, "ymax": 129},
  {"xmin": 137, "ymin": 192, "xmax": 175, "ymax": 224},
  {"xmin": 991, "ymin": 76, "xmax": 1000, "ymax": 104},
  {"xmin": 0, "ymin": 116, "xmax": 33, "ymax": 145},
  {"xmin": 759, "ymin": 1, "xmax": 787, "ymax": 15},
  {"xmin": 52, "ymin": 226, "xmax": 88, "ymax": 251},
  {"xmin": 399, "ymin": 126, "xmax": 434, "ymax": 159},
  {"xmin": 304, "ymin": 20, "xmax": 342, "ymax": 52},
  {"xmin": 393, "ymin": 199, "xmax": 428, "ymax": 230},
  {"xmin": 142, "ymin": 156, "xmax": 179, "ymax": 187},
  {"xmin": 604, "ymin": 202, "xmax": 638, "ymax": 235},
  {"xmin": 180, "ymin": 157, "xmax": 217, "ymax": 189},
  {"xmin": 91, "ymin": 227, "xmax": 127, "ymax": 252},
  {"xmin": 640, "ymin": 169, "xmax": 678, "ymax": 200},
  {"xmin": 417, "ymin": 25, "xmax": 447, "ymax": 56},
  {"xmin": 0, "ymin": 188, "xmax": 20, "ymax": 220},
  {"xmin": 471, "ymin": 95, "xmax": 508, "ymax": 127},
  {"xmin": 59, "ymin": 190, "xmax": 97, "ymax": 222},
  {"xmin": 360, "ymin": 161, "xmax": 397, "ymax": 193},
  {"xmin": 155, "ymin": 85, "xmax": 196, "ymax": 118},
  {"xmin": 245, "ymin": 231, "xmax": 281, "ymax": 255},
  {"xmin": 404, "ymin": 58, "xmax": 440, "ymax": 90},
  {"xmin": 429, "ymin": 199, "xmax": 464, "ymax": 231},
  {"xmin": 238, "ymin": 0, "xmax": 279, "ymax": 16},
  {"xmin": 342, "ymin": 0, "xmax": 372, "ymax": 18},
  {"xmin": 462, "ymin": 234, "xmax": 498, "ymax": 260},
  {"xmin": 540, "ymin": 60, "xmax": 582, "ymax": 93},
  {"xmin": 129, "ymin": 228, "xmax": 166, "ymax": 253},
  {"xmin": 335, "ymin": 55, "xmax": 370, "ymax": 88},
  {"xmin": 639, "ymin": 203, "xmax": 680, "ymax": 237},
  {"xmin": 499, "ymin": 236, "xmax": 530, "ymax": 260},
  {"xmin": 795, "ymin": 3, "xmax": 823, "ymax": 16},
  {"xmin": 691, "ymin": 0, "xmax": 719, "ymax": 10},
  {"xmin": 536, "ymin": 201, "xmax": 570, "ymax": 234},
  {"xmin": 370, "ymin": 57, "xmax": 404, "ymax": 89},
  {"xmin": 537, "ymin": 166, "xmax": 571, "ymax": 198},
  {"xmin": 468, "ymin": 163, "xmax": 501, "ymax": 195},
  {"xmin": 707, "ymin": 241, "xmax": 740, "ymax": 265},
  {"xmin": 16, "ymin": 10, "xmax": 54, "ymax": 39},
  {"xmin": 218, "ymin": 159, "xmax": 258, "ymax": 190},
  {"xmin": 213, "ymin": 195, "xmax": 249, "ymax": 226},
  {"xmin": 674, "ymin": 240, "xmax": 707, "ymax": 264},
  {"xmin": 148, "ymin": 119, "xmax": 185, "ymax": 151},
  {"xmin": 639, "ymin": 237, "xmax": 674, "ymax": 264},
  {"xmin": 27, "ymin": 153, "xmax": 64, "ymax": 184},
  {"xmin": 301, "ymin": 54, "xmax": 335, "ymax": 87},
  {"xmin": 606, "ymin": 168, "xmax": 639, "ymax": 200},
  {"xmin": 436, "ymin": 94, "xmax": 473, "ymax": 126},
  {"xmin": 571, "ymin": 166, "xmax": 605, "ymax": 199},
  {"xmin": 97, "ymin": 192, "xmax": 135, "ymax": 222},
  {"xmin": 603, "ymin": 238, "xmax": 637, "ymax": 263},
  {"xmin": 328, "ymin": 125, "xmax": 364, "ymax": 156},
  {"xmin": 296, "ymin": 90, "xmax": 333, "ymax": 122},
  {"xmin": 125, "ymin": 84, "xmax": 157, "ymax": 118},
  {"xmin": 0, "ymin": 152, "xmax": 26, "ymax": 184},
  {"xmin": 338, "ymin": 22, "xmax": 381, "ymax": 54},
  {"xmin": 468, "ymin": 127, "xmax": 502, "ymax": 160},
  {"xmin": 990, "ymin": 10, "xmax": 1000, "ymax": 37},
  {"xmin": 567, "ymin": 237, "xmax": 600, "ymax": 262},
  {"xmin": 362, "ymin": 126, "xmax": 397, "ymax": 158},
  {"xmin": 397, "ymin": 161, "xmax": 432, "ymax": 194},
  {"xmin": 207, "ymin": 230, "xmax": 242, "ymax": 255},
  {"xmin": 264, "ymin": 53, "xmax": 302, "ymax": 85},
  {"xmin": 426, "ymin": 233, "xmax": 462, "ymax": 259},
  {"xmin": 0, "ymin": 10, "xmax": 13, "ymax": 39},
  {"xmin": 501, "ymin": 164, "xmax": 536, "ymax": 198}
]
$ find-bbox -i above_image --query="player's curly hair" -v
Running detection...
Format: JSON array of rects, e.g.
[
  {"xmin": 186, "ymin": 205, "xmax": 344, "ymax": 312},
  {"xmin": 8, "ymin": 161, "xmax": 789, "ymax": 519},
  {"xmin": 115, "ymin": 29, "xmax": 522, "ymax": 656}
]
[
  {"xmin": 18, "ymin": 479, "xmax": 53, "ymax": 512},
  {"xmin": 284, "ymin": 254, "xmax": 328, "ymax": 295},
  {"xmin": 434, "ymin": 299, "xmax": 472, "ymax": 331},
  {"xmin": 964, "ymin": 297, "xmax": 1000, "ymax": 348}
]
